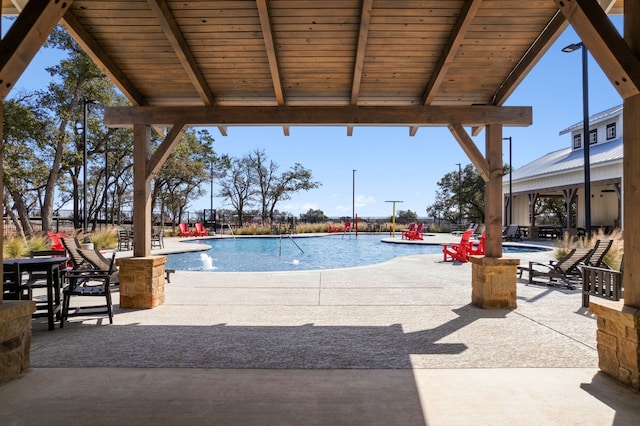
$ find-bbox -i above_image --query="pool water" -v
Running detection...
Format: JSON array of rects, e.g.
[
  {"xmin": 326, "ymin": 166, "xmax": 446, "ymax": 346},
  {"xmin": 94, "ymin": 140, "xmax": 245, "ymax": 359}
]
[{"xmin": 165, "ymin": 234, "xmax": 549, "ymax": 273}]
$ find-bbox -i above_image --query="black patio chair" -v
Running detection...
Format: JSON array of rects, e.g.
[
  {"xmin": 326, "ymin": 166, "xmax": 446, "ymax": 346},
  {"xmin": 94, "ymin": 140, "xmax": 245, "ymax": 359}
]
[{"xmin": 61, "ymin": 250, "xmax": 117, "ymax": 327}]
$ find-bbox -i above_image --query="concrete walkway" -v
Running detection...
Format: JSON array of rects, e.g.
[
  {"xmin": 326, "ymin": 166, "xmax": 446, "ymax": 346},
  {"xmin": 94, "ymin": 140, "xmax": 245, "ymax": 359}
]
[{"xmin": 1, "ymin": 234, "xmax": 639, "ymax": 425}]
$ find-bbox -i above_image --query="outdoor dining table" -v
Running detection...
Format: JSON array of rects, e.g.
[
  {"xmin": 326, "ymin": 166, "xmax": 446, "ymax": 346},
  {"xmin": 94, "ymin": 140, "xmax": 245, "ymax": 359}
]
[{"xmin": 3, "ymin": 256, "xmax": 69, "ymax": 331}]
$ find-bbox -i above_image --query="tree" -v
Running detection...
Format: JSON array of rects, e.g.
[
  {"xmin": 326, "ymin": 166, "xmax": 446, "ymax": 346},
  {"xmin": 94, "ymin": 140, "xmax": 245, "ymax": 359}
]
[
  {"xmin": 299, "ymin": 209, "xmax": 327, "ymax": 223},
  {"xmin": 248, "ymin": 149, "xmax": 321, "ymax": 223},
  {"xmin": 152, "ymin": 129, "xmax": 216, "ymax": 227},
  {"xmin": 218, "ymin": 156, "xmax": 258, "ymax": 227},
  {"xmin": 427, "ymin": 164, "xmax": 487, "ymax": 224},
  {"xmin": 396, "ymin": 210, "xmax": 418, "ymax": 224}
]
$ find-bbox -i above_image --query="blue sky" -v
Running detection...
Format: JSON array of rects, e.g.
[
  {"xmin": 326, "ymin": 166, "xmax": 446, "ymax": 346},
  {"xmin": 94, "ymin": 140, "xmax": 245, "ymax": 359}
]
[{"xmin": 9, "ymin": 17, "xmax": 623, "ymax": 219}]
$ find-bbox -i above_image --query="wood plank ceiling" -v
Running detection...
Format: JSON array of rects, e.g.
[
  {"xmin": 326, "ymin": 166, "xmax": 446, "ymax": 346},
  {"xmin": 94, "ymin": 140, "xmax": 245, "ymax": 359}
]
[{"xmin": 3, "ymin": 0, "xmax": 623, "ymax": 133}]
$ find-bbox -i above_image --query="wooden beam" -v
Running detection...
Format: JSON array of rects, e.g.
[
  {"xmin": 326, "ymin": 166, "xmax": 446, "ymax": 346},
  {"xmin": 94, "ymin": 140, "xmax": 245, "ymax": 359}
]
[
  {"xmin": 62, "ymin": 11, "xmax": 147, "ymax": 106},
  {"xmin": 256, "ymin": 0, "xmax": 284, "ymax": 105},
  {"xmin": 554, "ymin": 0, "xmax": 640, "ymax": 99},
  {"xmin": 147, "ymin": 0, "xmax": 214, "ymax": 106},
  {"xmin": 409, "ymin": 126, "xmax": 419, "ymax": 137},
  {"xmin": 484, "ymin": 124, "xmax": 503, "ymax": 258},
  {"xmin": 147, "ymin": 121, "xmax": 188, "ymax": 178},
  {"xmin": 351, "ymin": 0, "xmax": 373, "ymax": 105},
  {"xmin": 104, "ymin": 105, "xmax": 533, "ymax": 127},
  {"xmin": 0, "ymin": 0, "xmax": 71, "ymax": 100},
  {"xmin": 492, "ymin": 10, "xmax": 568, "ymax": 105},
  {"xmin": 422, "ymin": 0, "xmax": 481, "ymax": 105},
  {"xmin": 448, "ymin": 123, "xmax": 490, "ymax": 182}
]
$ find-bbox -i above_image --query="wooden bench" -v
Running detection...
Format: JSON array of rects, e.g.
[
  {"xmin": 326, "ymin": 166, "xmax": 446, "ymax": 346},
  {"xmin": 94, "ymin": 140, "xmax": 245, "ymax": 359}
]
[{"xmin": 581, "ymin": 266, "xmax": 623, "ymax": 308}]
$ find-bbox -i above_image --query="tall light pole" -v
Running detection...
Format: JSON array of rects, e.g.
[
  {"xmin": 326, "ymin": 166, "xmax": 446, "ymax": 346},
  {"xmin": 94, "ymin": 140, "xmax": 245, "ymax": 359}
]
[
  {"xmin": 503, "ymin": 137, "xmax": 513, "ymax": 225},
  {"xmin": 456, "ymin": 163, "xmax": 462, "ymax": 225},
  {"xmin": 82, "ymin": 98, "xmax": 98, "ymax": 234},
  {"xmin": 563, "ymin": 41, "xmax": 591, "ymax": 237},
  {"xmin": 210, "ymin": 160, "xmax": 215, "ymax": 230},
  {"xmin": 352, "ymin": 169, "xmax": 356, "ymax": 226}
]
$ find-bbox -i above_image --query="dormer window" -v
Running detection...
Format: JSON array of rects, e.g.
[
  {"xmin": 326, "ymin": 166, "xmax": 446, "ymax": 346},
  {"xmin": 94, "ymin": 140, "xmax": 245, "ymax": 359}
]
[
  {"xmin": 606, "ymin": 123, "xmax": 616, "ymax": 140},
  {"xmin": 590, "ymin": 129, "xmax": 598, "ymax": 145},
  {"xmin": 573, "ymin": 134, "xmax": 582, "ymax": 149}
]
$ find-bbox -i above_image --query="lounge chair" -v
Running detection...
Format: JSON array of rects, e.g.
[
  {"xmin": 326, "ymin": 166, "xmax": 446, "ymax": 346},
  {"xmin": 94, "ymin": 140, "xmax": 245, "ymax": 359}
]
[
  {"xmin": 401, "ymin": 223, "xmax": 416, "ymax": 239},
  {"xmin": 583, "ymin": 238, "xmax": 614, "ymax": 268},
  {"xmin": 502, "ymin": 224, "xmax": 522, "ymax": 242},
  {"xmin": 441, "ymin": 229, "xmax": 474, "ymax": 262},
  {"xmin": 527, "ymin": 248, "xmax": 591, "ymax": 289},
  {"xmin": 194, "ymin": 222, "xmax": 208, "ymax": 237},
  {"xmin": 61, "ymin": 249, "xmax": 117, "ymax": 327},
  {"xmin": 75, "ymin": 247, "xmax": 119, "ymax": 286},
  {"xmin": 179, "ymin": 223, "xmax": 195, "ymax": 237},
  {"xmin": 61, "ymin": 237, "xmax": 90, "ymax": 270},
  {"xmin": 152, "ymin": 228, "xmax": 164, "ymax": 249}
]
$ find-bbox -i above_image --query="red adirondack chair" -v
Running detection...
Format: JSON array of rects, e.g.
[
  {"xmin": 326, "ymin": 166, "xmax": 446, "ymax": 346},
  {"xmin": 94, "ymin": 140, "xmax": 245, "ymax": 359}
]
[
  {"xmin": 405, "ymin": 223, "xmax": 424, "ymax": 240},
  {"xmin": 401, "ymin": 223, "xmax": 416, "ymax": 239},
  {"xmin": 178, "ymin": 223, "xmax": 194, "ymax": 237},
  {"xmin": 194, "ymin": 222, "xmax": 208, "ymax": 237},
  {"xmin": 343, "ymin": 221, "xmax": 352, "ymax": 233},
  {"xmin": 441, "ymin": 229, "xmax": 474, "ymax": 262},
  {"xmin": 468, "ymin": 231, "xmax": 486, "ymax": 256},
  {"xmin": 327, "ymin": 222, "xmax": 341, "ymax": 233}
]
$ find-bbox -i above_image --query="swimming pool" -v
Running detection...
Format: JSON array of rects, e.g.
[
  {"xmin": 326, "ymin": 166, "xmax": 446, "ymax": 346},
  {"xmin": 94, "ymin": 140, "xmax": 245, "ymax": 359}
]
[{"xmin": 165, "ymin": 234, "xmax": 549, "ymax": 273}]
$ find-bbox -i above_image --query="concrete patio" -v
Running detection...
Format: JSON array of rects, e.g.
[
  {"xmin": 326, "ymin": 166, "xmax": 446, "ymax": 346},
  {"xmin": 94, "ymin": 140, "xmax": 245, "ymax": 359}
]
[{"xmin": 1, "ymin": 234, "xmax": 639, "ymax": 425}]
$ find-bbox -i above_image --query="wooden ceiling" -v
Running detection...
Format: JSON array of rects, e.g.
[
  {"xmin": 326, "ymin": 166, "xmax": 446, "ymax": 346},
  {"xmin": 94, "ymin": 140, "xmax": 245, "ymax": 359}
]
[{"xmin": 2, "ymin": 0, "xmax": 624, "ymax": 132}]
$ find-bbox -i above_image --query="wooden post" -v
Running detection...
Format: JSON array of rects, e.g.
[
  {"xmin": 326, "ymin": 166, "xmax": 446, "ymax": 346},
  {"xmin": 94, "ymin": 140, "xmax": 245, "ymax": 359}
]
[
  {"xmin": 484, "ymin": 124, "xmax": 503, "ymax": 258},
  {"xmin": 623, "ymin": 0, "xmax": 640, "ymax": 308},
  {"xmin": 133, "ymin": 124, "xmax": 152, "ymax": 257}
]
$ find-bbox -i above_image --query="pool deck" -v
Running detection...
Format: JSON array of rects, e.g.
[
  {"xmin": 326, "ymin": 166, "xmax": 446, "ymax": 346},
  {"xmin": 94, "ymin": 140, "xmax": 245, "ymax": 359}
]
[{"xmin": 1, "ymin": 233, "xmax": 639, "ymax": 425}]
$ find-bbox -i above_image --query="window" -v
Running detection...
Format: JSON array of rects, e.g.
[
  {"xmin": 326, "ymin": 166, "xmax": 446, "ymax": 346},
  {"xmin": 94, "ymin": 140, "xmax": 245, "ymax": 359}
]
[
  {"xmin": 606, "ymin": 123, "xmax": 616, "ymax": 140},
  {"xmin": 590, "ymin": 129, "xmax": 598, "ymax": 145},
  {"xmin": 573, "ymin": 134, "xmax": 582, "ymax": 149}
]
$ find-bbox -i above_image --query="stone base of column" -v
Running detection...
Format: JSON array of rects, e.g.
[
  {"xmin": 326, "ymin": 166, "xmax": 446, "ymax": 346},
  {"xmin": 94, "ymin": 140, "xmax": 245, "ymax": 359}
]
[
  {"xmin": 589, "ymin": 299, "xmax": 640, "ymax": 390},
  {"xmin": 117, "ymin": 256, "xmax": 167, "ymax": 309},
  {"xmin": 469, "ymin": 256, "xmax": 519, "ymax": 309},
  {"xmin": 0, "ymin": 300, "xmax": 36, "ymax": 384}
]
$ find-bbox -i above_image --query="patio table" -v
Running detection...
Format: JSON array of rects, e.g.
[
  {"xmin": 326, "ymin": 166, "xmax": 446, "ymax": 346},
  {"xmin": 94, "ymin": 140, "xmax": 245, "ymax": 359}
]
[{"xmin": 4, "ymin": 256, "xmax": 68, "ymax": 330}]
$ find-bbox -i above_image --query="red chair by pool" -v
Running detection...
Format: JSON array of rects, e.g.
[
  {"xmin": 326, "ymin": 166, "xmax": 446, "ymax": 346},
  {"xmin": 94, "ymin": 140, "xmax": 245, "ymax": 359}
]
[
  {"xmin": 194, "ymin": 222, "xmax": 208, "ymax": 237},
  {"xmin": 179, "ymin": 223, "xmax": 195, "ymax": 237},
  {"xmin": 468, "ymin": 231, "xmax": 486, "ymax": 256},
  {"xmin": 441, "ymin": 229, "xmax": 474, "ymax": 262},
  {"xmin": 404, "ymin": 223, "xmax": 424, "ymax": 240}
]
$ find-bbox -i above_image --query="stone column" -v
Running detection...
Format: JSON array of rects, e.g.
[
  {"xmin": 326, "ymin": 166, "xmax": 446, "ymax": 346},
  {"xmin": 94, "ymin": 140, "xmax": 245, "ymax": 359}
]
[
  {"xmin": 117, "ymin": 256, "xmax": 167, "ymax": 309},
  {"xmin": 0, "ymin": 301, "xmax": 36, "ymax": 383},
  {"xmin": 469, "ymin": 256, "xmax": 519, "ymax": 309},
  {"xmin": 589, "ymin": 299, "xmax": 640, "ymax": 390}
]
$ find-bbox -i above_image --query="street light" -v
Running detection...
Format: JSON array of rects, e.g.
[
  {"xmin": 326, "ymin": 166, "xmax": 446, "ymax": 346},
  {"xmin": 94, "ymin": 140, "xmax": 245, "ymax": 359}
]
[
  {"xmin": 455, "ymin": 163, "xmax": 462, "ymax": 225},
  {"xmin": 352, "ymin": 169, "xmax": 356, "ymax": 226},
  {"xmin": 562, "ymin": 41, "xmax": 591, "ymax": 237},
  {"xmin": 82, "ymin": 98, "xmax": 98, "ymax": 234},
  {"xmin": 503, "ymin": 136, "xmax": 513, "ymax": 225}
]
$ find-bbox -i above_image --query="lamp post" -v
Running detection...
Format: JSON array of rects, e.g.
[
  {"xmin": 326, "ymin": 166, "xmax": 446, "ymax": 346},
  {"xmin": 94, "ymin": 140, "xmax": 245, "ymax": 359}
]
[
  {"xmin": 503, "ymin": 136, "xmax": 513, "ymax": 225},
  {"xmin": 210, "ymin": 160, "xmax": 215, "ymax": 231},
  {"xmin": 456, "ymin": 163, "xmax": 462, "ymax": 225},
  {"xmin": 385, "ymin": 200, "xmax": 403, "ymax": 237},
  {"xmin": 82, "ymin": 98, "xmax": 98, "ymax": 234},
  {"xmin": 562, "ymin": 41, "xmax": 591, "ymax": 237},
  {"xmin": 352, "ymin": 169, "xmax": 356, "ymax": 226}
]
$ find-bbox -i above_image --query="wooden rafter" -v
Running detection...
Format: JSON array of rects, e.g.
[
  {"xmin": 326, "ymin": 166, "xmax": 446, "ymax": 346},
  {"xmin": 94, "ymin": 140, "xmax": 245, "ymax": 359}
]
[
  {"xmin": 104, "ymin": 105, "xmax": 532, "ymax": 128},
  {"xmin": 0, "ymin": 0, "xmax": 71, "ymax": 100},
  {"xmin": 146, "ymin": 0, "xmax": 214, "ymax": 106},
  {"xmin": 61, "ymin": 11, "xmax": 146, "ymax": 106},
  {"xmin": 555, "ymin": 0, "xmax": 640, "ymax": 99},
  {"xmin": 351, "ymin": 0, "xmax": 373, "ymax": 106},
  {"xmin": 491, "ymin": 10, "xmax": 568, "ymax": 105},
  {"xmin": 448, "ymin": 123, "xmax": 490, "ymax": 182},
  {"xmin": 257, "ymin": 0, "xmax": 284, "ymax": 105},
  {"xmin": 423, "ymin": 0, "xmax": 482, "ymax": 106}
]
